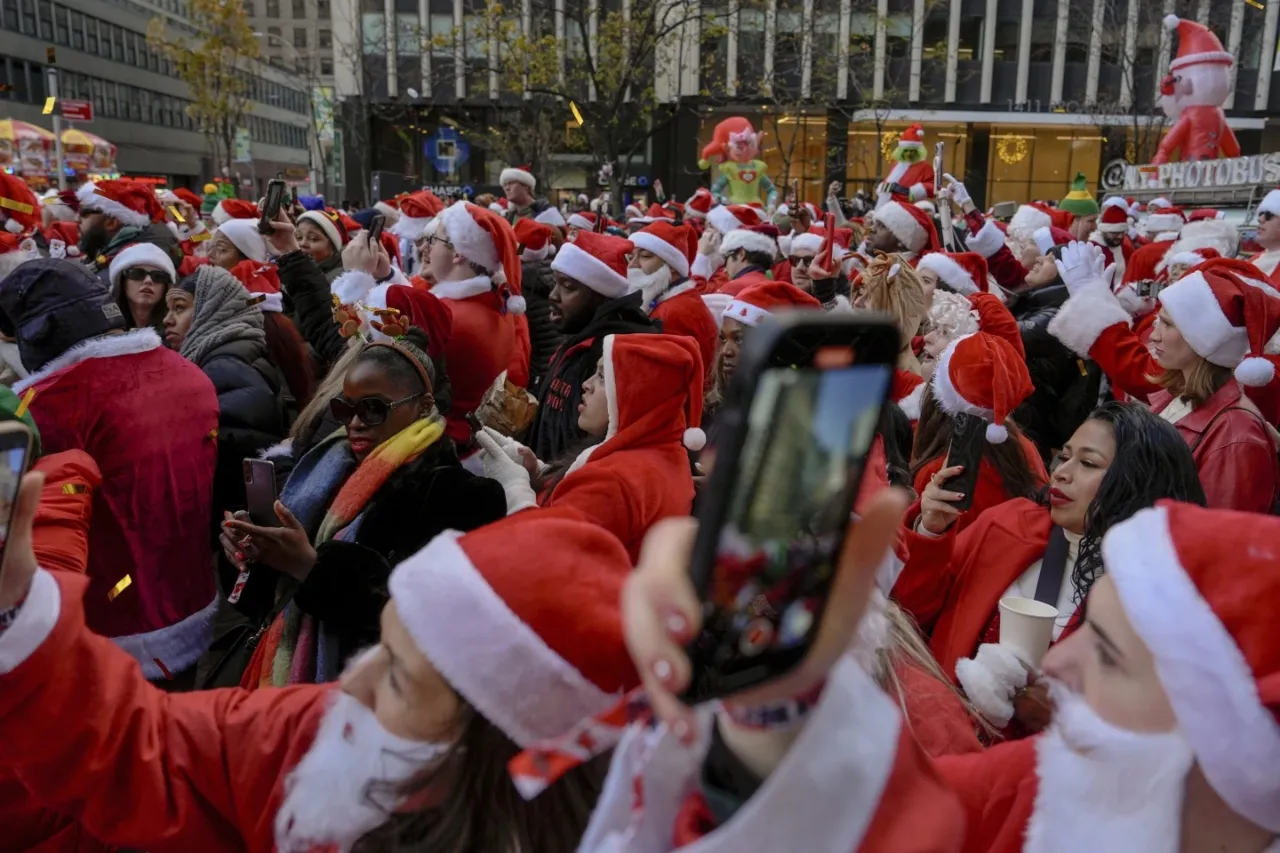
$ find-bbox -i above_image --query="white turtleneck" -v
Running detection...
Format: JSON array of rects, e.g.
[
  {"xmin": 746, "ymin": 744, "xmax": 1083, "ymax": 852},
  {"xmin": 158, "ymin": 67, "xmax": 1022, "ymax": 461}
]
[{"xmin": 1002, "ymin": 529, "xmax": 1083, "ymax": 639}]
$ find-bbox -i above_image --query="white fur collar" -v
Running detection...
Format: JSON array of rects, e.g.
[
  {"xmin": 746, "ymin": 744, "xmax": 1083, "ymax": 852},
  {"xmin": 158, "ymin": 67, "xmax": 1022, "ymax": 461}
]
[
  {"xmin": 897, "ymin": 380, "xmax": 925, "ymax": 421},
  {"xmin": 14, "ymin": 327, "xmax": 162, "ymax": 394},
  {"xmin": 655, "ymin": 280, "xmax": 697, "ymax": 306},
  {"xmin": 576, "ymin": 656, "xmax": 902, "ymax": 853},
  {"xmin": 431, "ymin": 275, "xmax": 492, "ymax": 302}
]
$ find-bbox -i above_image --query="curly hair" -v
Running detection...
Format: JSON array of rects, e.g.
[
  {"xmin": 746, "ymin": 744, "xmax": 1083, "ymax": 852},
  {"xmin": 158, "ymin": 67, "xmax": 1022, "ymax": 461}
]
[{"xmin": 860, "ymin": 252, "xmax": 927, "ymax": 370}]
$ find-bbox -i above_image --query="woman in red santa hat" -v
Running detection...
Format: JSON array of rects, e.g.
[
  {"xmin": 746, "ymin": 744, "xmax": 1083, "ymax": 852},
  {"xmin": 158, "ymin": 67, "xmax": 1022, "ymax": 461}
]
[
  {"xmin": 1047, "ymin": 250, "xmax": 1280, "ymax": 511},
  {"xmin": 107, "ymin": 241, "xmax": 175, "ymax": 335},
  {"xmin": 296, "ymin": 207, "xmax": 357, "ymax": 283},
  {"xmin": 629, "ymin": 219, "xmax": 719, "ymax": 373},
  {"xmin": 906, "ymin": 331, "xmax": 1047, "ymax": 535},
  {"xmin": 896, "ymin": 399, "xmax": 1205, "ymax": 737},
  {"xmin": 939, "ymin": 501, "xmax": 1280, "ymax": 853},
  {"xmin": 0, "ymin": 495, "xmax": 640, "ymax": 853},
  {"xmin": 476, "ymin": 332, "xmax": 702, "ymax": 563}
]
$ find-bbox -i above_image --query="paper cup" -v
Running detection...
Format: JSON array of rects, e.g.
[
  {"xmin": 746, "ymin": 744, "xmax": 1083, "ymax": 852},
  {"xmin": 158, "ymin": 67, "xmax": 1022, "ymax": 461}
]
[{"xmin": 998, "ymin": 597, "xmax": 1059, "ymax": 667}]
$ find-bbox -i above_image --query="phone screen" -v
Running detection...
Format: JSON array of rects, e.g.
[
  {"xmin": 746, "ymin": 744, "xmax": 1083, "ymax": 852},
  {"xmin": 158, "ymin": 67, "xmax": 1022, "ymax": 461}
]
[
  {"xmin": 685, "ymin": 350, "xmax": 891, "ymax": 701},
  {"xmin": 368, "ymin": 214, "xmax": 386, "ymax": 246},
  {"xmin": 259, "ymin": 181, "xmax": 285, "ymax": 234},
  {"xmin": 941, "ymin": 412, "xmax": 985, "ymax": 512},
  {"xmin": 0, "ymin": 428, "xmax": 33, "ymax": 584}
]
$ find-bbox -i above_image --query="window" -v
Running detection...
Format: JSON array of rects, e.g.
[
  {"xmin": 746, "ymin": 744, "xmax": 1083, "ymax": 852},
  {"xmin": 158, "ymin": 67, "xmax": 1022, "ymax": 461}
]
[
  {"xmin": 266, "ymin": 0, "xmax": 279, "ymax": 16},
  {"xmin": 1, "ymin": 0, "xmax": 17, "ymax": 31},
  {"xmin": 243, "ymin": 0, "xmax": 253, "ymax": 14},
  {"xmin": 104, "ymin": 81, "xmax": 117, "ymax": 117},
  {"xmin": 53, "ymin": 4, "xmax": 67, "ymax": 44},
  {"xmin": 36, "ymin": 0, "xmax": 50, "ymax": 39},
  {"xmin": 317, "ymin": 0, "xmax": 329, "ymax": 18},
  {"xmin": 292, "ymin": 0, "xmax": 304, "ymax": 16},
  {"xmin": 318, "ymin": 27, "xmax": 330, "ymax": 48},
  {"xmin": 85, "ymin": 15, "xmax": 97, "ymax": 53},
  {"xmin": 125, "ymin": 31, "xmax": 137, "ymax": 65},
  {"xmin": 294, "ymin": 56, "xmax": 307, "ymax": 73},
  {"xmin": 269, "ymin": 55, "xmax": 284, "ymax": 68},
  {"xmin": 69, "ymin": 11, "xmax": 82, "ymax": 48},
  {"xmin": 320, "ymin": 56, "xmax": 332, "ymax": 75},
  {"xmin": 112, "ymin": 25, "xmax": 125, "ymax": 61},
  {"xmin": 294, "ymin": 27, "xmax": 306, "ymax": 47},
  {"xmin": 19, "ymin": 0, "xmax": 34, "ymax": 35}
]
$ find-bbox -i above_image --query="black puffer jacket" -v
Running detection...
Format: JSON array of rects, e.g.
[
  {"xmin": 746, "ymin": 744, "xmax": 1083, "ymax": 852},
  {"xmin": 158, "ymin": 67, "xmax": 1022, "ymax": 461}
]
[
  {"xmin": 276, "ymin": 249, "xmax": 346, "ymax": 369},
  {"xmin": 199, "ymin": 337, "xmax": 288, "ymax": 519},
  {"xmin": 1010, "ymin": 283, "xmax": 1106, "ymax": 461},
  {"xmin": 522, "ymin": 257, "xmax": 562, "ymax": 393}
]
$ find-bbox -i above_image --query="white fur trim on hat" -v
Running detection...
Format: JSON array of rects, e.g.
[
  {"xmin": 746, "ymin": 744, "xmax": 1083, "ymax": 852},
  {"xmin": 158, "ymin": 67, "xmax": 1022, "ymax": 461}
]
[
  {"xmin": 107, "ymin": 243, "xmax": 176, "ymax": 290},
  {"xmin": 76, "ymin": 183, "xmax": 151, "ymax": 228},
  {"xmin": 1235, "ymin": 356, "xmax": 1276, "ymax": 387},
  {"xmin": 1144, "ymin": 212, "xmax": 1185, "ymax": 235},
  {"xmin": 1167, "ymin": 251, "xmax": 1209, "ymax": 269},
  {"xmin": 777, "ymin": 234, "xmax": 792, "ymax": 257},
  {"xmin": 1158, "ymin": 271, "xmax": 1249, "ymax": 367},
  {"xmin": 917, "ymin": 253, "xmax": 978, "ymax": 295},
  {"xmin": 567, "ymin": 213, "xmax": 594, "ymax": 231},
  {"xmin": 386, "ymin": 531, "xmax": 615, "ymax": 748},
  {"xmin": 390, "ymin": 214, "xmax": 432, "ymax": 242},
  {"xmin": 1104, "ymin": 506, "xmax": 1280, "ymax": 833},
  {"xmin": 703, "ymin": 293, "xmax": 732, "ymax": 319},
  {"xmin": 373, "ymin": 201, "xmax": 401, "ymax": 224},
  {"xmin": 297, "ymin": 210, "xmax": 344, "ymax": 252},
  {"xmin": 706, "ymin": 205, "xmax": 745, "ymax": 237},
  {"xmin": 1008, "ymin": 205, "xmax": 1053, "ymax": 240},
  {"xmin": 1046, "ymin": 287, "xmax": 1132, "ymax": 357},
  {"xmin": 439, "ymin": 201, "xmax": 501, "ymax": 274},
  {"xmin": 520, "ymin": 243, "xmax": 553, "ymax": 263},
  {"xmin": 722, "ymin": 299, "xmax": 772, "ymax": 327},
  {"xmin": 550, "ymin": 241, "xmax": 630, "ymax": 298},
  {"xmin": 630, "ymin": 230, "xmax": 690, "ymax": 279},
  {"xmin": 897, "ymin": 380, "xmax": 925, "ymax": 421},
  {"xmin": 216, "ymin": 219, "xmax": 269, "ymax": 264},
  {"xmin": 330, "ymin": 268, "xmax": 379, "ymax": 306},
  {"xmin": 499, "ymin": 167, "xmax": 536, "ymax": 190},
  {"xmin": 719, "ymin": 228, "xmax": 778, "ymax": 259},
  {"xmin": 967, "ymin": 219, "xmax": 1006, "ymax": 259},
  {"xmin": 1032, "ymin": 226, "xmax": 1058, "ymax": 256},
  {"xmin": 1259, "ymin": 189, "xmax": 1280, "ymax": 219},
  {"xmin": 1157, "ymin": 220, "xmax": 1239, "ymax": 273},
  {"xmin": 789, "ymin": 233, "xmax": 824, "ymax": 256},
  {"xmin": 534, "ymin": 206, "xmax": 566, "ymax": 228},
  {"xmin": 872, "ymin": 203, "xmax": 926, "ymax": 253},
  {"xmin": 930, "ymin": 334, "xmax": 994, "ymax": 421}
]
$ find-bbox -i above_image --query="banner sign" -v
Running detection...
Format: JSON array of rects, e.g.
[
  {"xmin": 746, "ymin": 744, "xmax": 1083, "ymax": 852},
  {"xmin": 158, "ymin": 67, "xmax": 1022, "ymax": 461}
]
[{"xmin": 1113, "ymin": 153, "xmax": 1280, "ymax": 192}]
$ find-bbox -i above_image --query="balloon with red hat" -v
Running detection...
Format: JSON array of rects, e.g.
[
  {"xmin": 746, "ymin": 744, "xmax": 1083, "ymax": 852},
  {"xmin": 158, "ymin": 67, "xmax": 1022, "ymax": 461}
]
[{"xmin": 1153, "ymin": 16, "xmax": 1240, "ymax": 164}]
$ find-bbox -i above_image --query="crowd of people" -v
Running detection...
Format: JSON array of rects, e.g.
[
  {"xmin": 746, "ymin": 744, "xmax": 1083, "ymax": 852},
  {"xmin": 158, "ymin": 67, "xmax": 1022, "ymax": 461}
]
[{"xmin": 0, "ymin": 143, "xmax": 1276, "ymax": 853}]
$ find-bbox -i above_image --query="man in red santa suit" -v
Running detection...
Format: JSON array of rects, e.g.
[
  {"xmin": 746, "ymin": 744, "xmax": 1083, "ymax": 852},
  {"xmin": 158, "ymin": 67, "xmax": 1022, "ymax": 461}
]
[
  {"xmin": 692, "ymin": 204, "xmax": 779, "ymax": 295},
  {"xmin": 1250, "ymin": 188, "xmax": 1280, "ymax": 277},
  {"xmin": 0, "ymin": 504, "xmax": 640, "ymax": 853},
  {"xmin": 877, "ymin": 124, "xmax": 936, "ymax": 205},
  {"xmin": 1123, "ymin": 206, "xmax": 1186, "ymax": 286},
  {"xmin": 1090, "ymin": 197, "xmax": 1133, "ymax": 280},
  {"xmin": 1152, "ymin": 16, "xmax": 1241, "ymax": 165},
  {"xmin": 629, "ymin": 219, "xmax": 718, "ymax": 374},
  {"xmin": 864, "ymin": 199, "xmax": 941, "ymax": 265},
  {"xmin": 938, "ymin": 501, "xmax": 1280, "ymax": 853}
]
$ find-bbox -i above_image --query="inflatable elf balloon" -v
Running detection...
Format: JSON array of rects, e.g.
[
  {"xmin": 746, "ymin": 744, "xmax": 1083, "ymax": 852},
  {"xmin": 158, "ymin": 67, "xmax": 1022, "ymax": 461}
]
[
  {"xmin": 1152, "ymin": 16, "xmax": 1240, "ymax": 164},
  {"xmin": 877, "ymin": 124, "xmax": 935, "ymax": 205},
  {"xmin": 699, "ymin": 117, "xmax": 778, "ymax": 210}
]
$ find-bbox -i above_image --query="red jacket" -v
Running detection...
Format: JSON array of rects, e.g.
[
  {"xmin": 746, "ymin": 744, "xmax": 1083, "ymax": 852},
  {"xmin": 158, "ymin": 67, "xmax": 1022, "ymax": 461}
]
[
  {"xmin": 911, "ymin": 434, "xmax": 1047, "ymax": 536},
  {"xmin": 18, "ymin": 328, "xmax": 219, "ymax": 679},
  {"xmin": 936, "ymin": 738, "xmax": 1038, "ymax": 853},
  {"xmin": 893, "ymin": 499, "xmax": 1073, "ymax": 679},
  {"xmin": 651, "ymin": 282, "xmax": 718, "ymax": 381},
  {"xmin": 430, "ymin": 276, "xmax": 517, "ymax": 445},
  {"xmin": 1153, "ymin": 105, "xmax": 1241, "ymax": 164},
  {"xmin": 715, "ymin": 267, "xmax": 773, "ymax": 298},
  {"xmin": 0, "ymin": 572, "xmax": 327, "ymax": 853},
  {"xmin": 963, "ymin": 212, "xmax": 1027, "ymax": 293}
]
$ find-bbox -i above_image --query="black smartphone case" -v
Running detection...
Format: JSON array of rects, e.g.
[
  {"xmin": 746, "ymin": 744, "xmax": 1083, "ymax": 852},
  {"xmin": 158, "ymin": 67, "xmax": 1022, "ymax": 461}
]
[{"xmin": 940, "ymin": 412, "xmax": 985, "ymax": 512}]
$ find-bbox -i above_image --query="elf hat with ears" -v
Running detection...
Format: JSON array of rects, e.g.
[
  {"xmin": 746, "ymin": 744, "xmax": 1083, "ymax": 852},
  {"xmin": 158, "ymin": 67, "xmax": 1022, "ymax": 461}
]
[{"xmin": 930, "ymin": 331, "xmax": 1034, "ymax": 443}]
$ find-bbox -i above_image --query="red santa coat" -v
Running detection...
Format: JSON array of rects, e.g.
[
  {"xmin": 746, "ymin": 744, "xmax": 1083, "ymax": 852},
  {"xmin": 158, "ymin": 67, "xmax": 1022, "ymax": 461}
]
[
  {"xmin": 430, "ymin": 275, "xmax": 517, "ymax": 445},
  {"xmin": 715, "ymin": 267, "xmax": 773, "ymax": 298},
  {"xmin": 962, "ymin": 213, "xmax": 1027, "ymax": 293},
  {"xmin": 1153, "ymin": 105, "xmax": 1241, "ymax": 164},
  {"xmin": 911, "ymin": 435, "xmax": 1048, "ymax": 536},
  {"xmin": 16, "ymin": 328, "xmax": 219, "ymax": 679},
  {"xmin": 650, "ymin": 281, "xmax": 718, "ymax": 381},
  {"xmin": 936, "ymin": 738, "xmax": 1039, "ymax": 853},
  {"xmin": 0, "ymin": 571, "xmax": 329, "ymax": 853},
  {"xmin": 575, "ymin": 655, "xmax": 965, "ymax": 853},
  {"xmin": 893, "ymin": 499, "xmax": 1069, "ymax": 679},
  {"xmin": 882, "ymin": 160, "xmax": 936, "ymax": 203},
  {"xmin": 1121, "ymin": 239, "xmax": 1175, "ymax": 285}
]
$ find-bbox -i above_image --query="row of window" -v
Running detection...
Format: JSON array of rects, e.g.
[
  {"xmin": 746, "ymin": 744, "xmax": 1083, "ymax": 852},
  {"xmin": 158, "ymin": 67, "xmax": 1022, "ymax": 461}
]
[
  {"xmin": 246, "ymin": 0, "xmax": 331, "ymax": 20},
  {"xmin": 0, "ymin": 0, "xmax": 312, "ymax": 113},
  {"xmin": 0, "ymin": 58, "xmax": 310, "ymax": 151}
]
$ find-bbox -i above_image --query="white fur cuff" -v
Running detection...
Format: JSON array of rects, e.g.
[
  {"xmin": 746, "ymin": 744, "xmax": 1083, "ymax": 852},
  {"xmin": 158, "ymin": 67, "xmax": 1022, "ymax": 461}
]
[
  {"xmin": 0, "ymin": 569, "xmax": 60, "ymax": 674},
  {"xmin": 967, "ymin": 219, "xmax": 1006, "ymax": 259},
  {"xmin": 955, "ymin": 643, "xmax": 1027, "ymax": 728},
  {"xmin": 1046, "ymin": 287, "xmax": 1132, "ymax": 358}
]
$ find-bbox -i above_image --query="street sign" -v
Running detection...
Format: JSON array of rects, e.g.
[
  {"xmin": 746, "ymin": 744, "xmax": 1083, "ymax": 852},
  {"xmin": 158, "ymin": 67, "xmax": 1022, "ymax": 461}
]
[
  {"xmin": 60, "ymin": 99, "xmax": 92, "ymax": 122},
  {"xmin": 233, "ymin": 127, "xmax": 253, "ymax": 163}
]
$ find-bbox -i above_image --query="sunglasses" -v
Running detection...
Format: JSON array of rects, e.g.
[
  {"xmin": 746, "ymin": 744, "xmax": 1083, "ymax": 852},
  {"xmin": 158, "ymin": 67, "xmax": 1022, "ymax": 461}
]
[
  {"xmin": 123, "ymin": 267, "xmax": 173, "ymax": 286},
  {"xmin": 788, "ymin": 255, "xmax": 816, "ymax": 268},
  {"xmin": 329, "ymin": 393, "xmax": 424, "ymax": 427}
]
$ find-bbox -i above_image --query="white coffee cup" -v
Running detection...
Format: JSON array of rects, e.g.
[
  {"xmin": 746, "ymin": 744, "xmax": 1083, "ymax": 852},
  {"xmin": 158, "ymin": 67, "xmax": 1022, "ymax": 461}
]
[{"xmin": 998, "ymin": 596, "xmax": 1059, "ymax": 667}]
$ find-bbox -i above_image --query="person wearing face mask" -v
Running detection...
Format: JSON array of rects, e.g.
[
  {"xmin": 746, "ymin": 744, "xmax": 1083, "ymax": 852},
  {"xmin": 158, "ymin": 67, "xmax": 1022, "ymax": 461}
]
[
  {"xmin": 629, "ymin": 220, "xmax": 719, "ymax": 374},
  {"xmin": 107, "ymin": 242, "xmax": 176, "ymax": 335},
  {"xmin": 477, "ymin": 333, "xmax": 702, "ymax": 563},
  {"xmin": 896, "ymin": 402, "xmax": 1206, "ymax": 736},
  {"xmin": 938, "ymin": 502, "xmax": 1280, "ymax": 853},
  {"xmin": 216, "ymin": 322, "xmax": 505, "ymax": 689},
  {"xmin": 1048, "ymin": 252, "xmax": 1280, "ymax": 511},
  {"xmin": 907, "ymin": 332, "xmax": 1046, "ymax": 536},
  {"xmin": 0, "ymin": 497, "xmax": 638, "ymax": 853}
]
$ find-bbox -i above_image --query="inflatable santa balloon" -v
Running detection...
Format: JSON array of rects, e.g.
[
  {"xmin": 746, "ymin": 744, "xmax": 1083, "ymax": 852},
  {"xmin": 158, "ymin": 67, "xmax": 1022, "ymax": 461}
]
[
  {"xmin": 699, "ymin": 117, "xmax": 779, "ymax": 210},
  {"xmin": 1152, "ymin": 16, "xmax": 1241, "ymax": 164},
  {"xmin": 877, "ymin": 124, "xmax": 935, "ymax": 205}
]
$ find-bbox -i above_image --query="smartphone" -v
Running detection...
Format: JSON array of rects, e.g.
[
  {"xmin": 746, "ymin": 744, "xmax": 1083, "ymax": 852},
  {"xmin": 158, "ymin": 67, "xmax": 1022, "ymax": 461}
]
[
  {"xmin": 243, "ymin": 459, "xmax": 280, "ymax": 528},
  {"xmin": 368, "ymin": 213, "xmax": 387, "ymax": 247},
  {"xmin": 682, "ymin": 313, "xmax": 898, "ymax": 703},
  {"xmin": 168, "ymin": 204, "xmax": 186, "ymax": 225},
  {"xmin": 940, "ymin": 412, "xmax": 985, "ymax": 512},
  {"xmin": 258, "ymin": 179, "xmax": 286, "ymax": 236},
  {"xmin": 290, "ymin": 185, "xmax": 298, "ymax": 207},
  {"xmin": 0, "ymin": 423, "xmax": 35, "ymax": 589},
  {"xmin": 466, "ymin": 411, "xmax": 484, "ymax": 435}
]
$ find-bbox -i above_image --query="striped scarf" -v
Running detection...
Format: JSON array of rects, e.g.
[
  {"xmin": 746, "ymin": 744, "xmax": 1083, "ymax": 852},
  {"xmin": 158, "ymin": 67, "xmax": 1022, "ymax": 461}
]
[{"xmin": 257, "ymin": 417, "xmax": 445, "ymax": 687}]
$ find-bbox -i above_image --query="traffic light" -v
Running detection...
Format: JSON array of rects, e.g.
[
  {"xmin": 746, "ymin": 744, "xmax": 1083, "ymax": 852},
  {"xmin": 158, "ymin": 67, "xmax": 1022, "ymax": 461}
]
[{"xmin": 45, "ymin": 46, "xmax": 56, "ymax": 65}]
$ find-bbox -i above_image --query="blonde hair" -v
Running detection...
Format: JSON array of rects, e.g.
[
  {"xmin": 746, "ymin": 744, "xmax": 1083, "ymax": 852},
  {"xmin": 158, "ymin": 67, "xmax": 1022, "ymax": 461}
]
[
  {"xmin": 1151, "ymin": 358, "xmax": 1231, "ymax": 407},
  {"xmin": 925, "ymin": 290, "xmax": 980, "ymax": 344},
  {"xmin": 290, "ymin": 338, "xmax": 364, "ymax": 441}
]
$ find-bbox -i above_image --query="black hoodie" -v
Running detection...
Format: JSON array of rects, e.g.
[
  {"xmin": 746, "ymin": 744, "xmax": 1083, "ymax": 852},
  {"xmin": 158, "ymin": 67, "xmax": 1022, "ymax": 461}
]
[{"xmin": 526, "ymin": 290, "xmax": 657, "ymax": 461}]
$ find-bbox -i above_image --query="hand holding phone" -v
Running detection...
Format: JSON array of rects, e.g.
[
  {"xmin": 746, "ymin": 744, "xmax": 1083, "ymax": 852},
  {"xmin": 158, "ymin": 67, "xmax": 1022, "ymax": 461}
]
[
  {"xmin": 259, "ymin": 179, "xmax": 286, "ymax": 236},
  {"xmin": 243, "ymin": 459, "xmax": 280, "ymax": 528},
  {"xmin": 937, "ymin": 412, "xmax": 984, "ymax": 514},
  {"xmin": 919, "ymin": 464, "xmax": 968, "ymax": 535},
  {"xmin": 368, "ymin": 214, "xmax": 386, "ymax": 247}
]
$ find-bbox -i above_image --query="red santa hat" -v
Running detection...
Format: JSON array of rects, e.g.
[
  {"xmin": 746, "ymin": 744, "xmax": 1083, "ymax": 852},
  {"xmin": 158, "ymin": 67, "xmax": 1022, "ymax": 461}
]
[
  {"xmin": 1147, "ymin": 197, "xmax": 1172, "ymax": 212},
  {"xmin": 1033, "ymin": 225, "xmax": 1076, "ymax": 256},
  {"xmin": 595, "ymin": 332, "xmax": 707, "ymax": 453},
  {"xmin": 1158, "ymin": 260, "xmax": 1280, "ymax": 386},
  {"xmin": 390, "ymin": 190, "xmax": 445, "ymax": 241},
  {"xmin": 1259, "ymin": 188, "xmax": 1280, "ymax": 219},
  {"xmin": 720, "ymin": 223, "xmax": 780, "ymax": 259},
  {"xmin": 1164, "ymin": 15, "xmax": 1233, "ymax": 72},
  {"xmin": 217, "ymin": 218, "xmax": 270, "ymax": 264},
  {"xmin": 331, "ymin": 276, "xmax": 455, "ymax": 358},
  {"xmin": 499, "ymin": 165, "xmax": 537, "ymax": 190},
  {"xmin": 1159, "ymin": 218, "xmax": 1239, "ymax": 273},
  {"xmin": 917, "ymin": 252, "xmax": 990, "ymax": 296},
  {"xmin": 379, "ymin": 231, "xmax": 402, "ymax": 267},
  {"xmin": 898, "ymin": 123, "xmax": 925, "ymax": 151},
  {"xmin": 631, "ymin": 220, "xmax": 694, "ymax": 279},
  {"xmin": 930, "ymin": 331, "xmax": 1034, "ymax": 443},
  {"xmin": 551, "ymin": 230, "xmax": 633, "ymax": 299},
  {"xmin": 707, "ymin": 204, "xmax": 763, "ymax": 237},
  {"xmin": 386, "ymin": 511, "xmax": 637, "ymax": 748},
  {"xmin": 296, "ymin": 208, "xmax": 358, "ymax": 252},
  {"xmin": 76, "ymin": 179, "xmax": 162, "ymax": 228},
  {"xmin": 1144, "ymin": 205, "xmax": 1187, "ymax": 237},
  {"xmin": 41, "ymin": 221, "xmax": 81, "ymax": 258},
  {"xmin": 567, "ymin": 210, "xmax": 598, "ymax": 231},
  {"xmin": 1097, "ymin": 197, "xmax": 1131, "ymax": 234},
  {"xmin": 872, "ymin": 200, "xmax": 941, "ymax": 255},
  {"xmin": 1187, "ymin": 207, "xmax": 1225, "ymax": 223},
  {"xmin": 1008, "ymin": 203, "xmax": 1054, "ymax": 240},
  {"xmin": 1166, "ymin": 247, "xmax": 1221, "ymax": 270},
  {"xmin": 723, "ymin": 280, "xmax": 822, "ymax": 327},
  {"xmin": 438, "ymin": 201, "xmax": 521, "ymax": 288},
  {"xmin": 513, "ymin": 217, "xmax": 556, "ymax": 263},
  {"xmin": 229, "ymin": 260, "xmax": 284, "ymax": 312},
  {"xmin": 172, "ymin": 187, "xmax": 203, "ymax": 209},
  {"xmin": 373, "ymin": 198, "xmax": 402, "ymax": 226},
  {"xmin": 624, "ymin": 203, "xmax": 645, "ymax": 222},
  {"xmin": 107, "ymin": 242, "xmax": 177, "ymax": 291},
  {"xmin": 0, "ymin": 175, "xmax": 39, "ymax": 235},
  {"xmin": 210, "ymin": 197, "xmax": 260, "ymax": 225},
  {"xmin": 489, "ymin": 197, "xmax": 509, "ymax": 214},
  {"xmin": 685, "ymin": 187, "xmax": 714, "ymax": 219},
  {"xmin": 1102, "ymin": 501, "xmax": 1280, "ymax": 833},
  {"xmin": 634, "ymin": 203, "xmax": 674, "ymax": 225}
]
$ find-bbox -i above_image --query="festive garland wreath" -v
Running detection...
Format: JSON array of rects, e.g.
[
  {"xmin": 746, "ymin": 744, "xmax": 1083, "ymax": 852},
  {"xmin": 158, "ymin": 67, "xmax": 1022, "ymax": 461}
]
[{"xmin": 996, "ymin": 136, "xmax": 1029, "ymax": 165}]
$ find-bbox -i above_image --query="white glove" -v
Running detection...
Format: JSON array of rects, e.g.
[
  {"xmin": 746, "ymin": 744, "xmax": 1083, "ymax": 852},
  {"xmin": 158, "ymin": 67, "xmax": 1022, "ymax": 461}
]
[
  {"xmin": 954, "ymin": 643, "xmax": 1028, "ymax": 728},
  {"xmin": 1101, "ymin": 261, "xmax": 1121, "ymax": 294},
  {"xmin": 942, "ymin": 173, "xmax": 971, "ymax": 207},
  {"xmin": 1054, "ymin": 241, "xmax": 1107, "ymax": 297},
  {"xmin": 474, "ymin": 430, "xmax": 538, "ymax": 514}
]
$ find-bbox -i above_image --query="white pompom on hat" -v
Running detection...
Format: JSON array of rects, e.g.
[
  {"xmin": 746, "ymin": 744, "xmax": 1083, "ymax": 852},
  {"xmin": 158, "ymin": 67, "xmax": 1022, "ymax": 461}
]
[{"xmin": 930, "ymin": 331, "xmax": 1035, "ymax": 443}]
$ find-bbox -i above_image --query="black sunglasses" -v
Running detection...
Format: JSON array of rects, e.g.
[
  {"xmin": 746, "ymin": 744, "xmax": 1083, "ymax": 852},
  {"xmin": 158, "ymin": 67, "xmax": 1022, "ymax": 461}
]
[
  {"xmin": 788, "ymin": 255, "xmax": 816, "ymax": 268},
  {"xmin": 329, "ymin": 393, "xmax": 423, "ymax": 427},
  {"xmin": 123, "ymin": 267, "xmax": 173, "ymax": 286}
]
